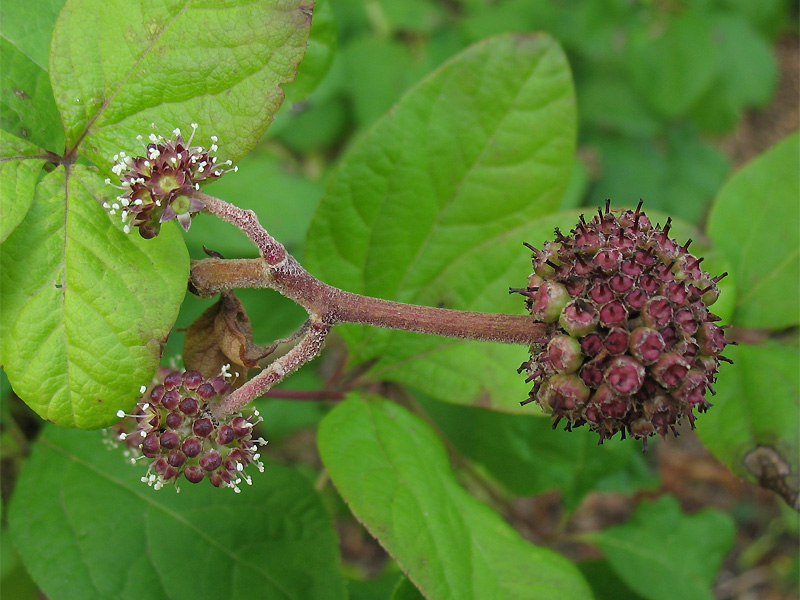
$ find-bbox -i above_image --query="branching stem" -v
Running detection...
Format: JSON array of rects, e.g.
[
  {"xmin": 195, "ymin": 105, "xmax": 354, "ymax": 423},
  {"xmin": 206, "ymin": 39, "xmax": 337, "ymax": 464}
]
[{"xmin": 195, "ymin": 192, "xmax": 545, "ymax": 417}]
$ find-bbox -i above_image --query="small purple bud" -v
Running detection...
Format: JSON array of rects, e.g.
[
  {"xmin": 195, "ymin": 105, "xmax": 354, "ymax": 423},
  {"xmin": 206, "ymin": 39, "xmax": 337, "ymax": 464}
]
[
  {"xmin": 642, "ymin": 297, "xmax": 672, "ymax": 328},
  {"xmin": 674, "ymin": 369, "xmax": 709, "ymax": 409},
  {"xmin": 168, "ymin": 449, "xmax": 187, "ymax": 468},
  {"xmin": 142, "ymin": 433, "xmax": 161, "ymax": 458},
  {"xmin": 184, "ymin": 465, "xmax": 205, "ymax": 484},
  {"xmin": 651, "ymin": 353, "xmax": 690, "ymax": 388},
  {"xmin": 697, "ymin": 323, "xmax": 728, "ymax": 356},
  {"xmin": 200, "ymin": 451, "xmax": 223, "ymax": 472},
  {"xmin": 603, "ymin": 328, "xmax": 630, "ymax": 355},
  {"xmin": 181, "ymin": 437, "xmax": 204, "ymax": 458},
  {"xmin": 546, "ymin": 335, "xmax": 584, "ymax": 374},
  {"xmin": 609, "ymin": 273, "xmax": 634, "ymax": 294},
  {"xmin": 164, "ymin": 371, "xmax": 183, "ymax": 390},
  {"xmin": 624, "ymin": 289, "xmax": 647, "ymax": 311},
  {"xmin": 162, "ymin": 390, "xmax": 181, "ymax": 411},
  {"xmin": 150, "ymin": 384, "xmax": 165, "ymax": 404},
  {"xmin": 674, "ymin": 308, "xmax": 698, "ymax": 334},
  {"xmin": 588, "ymin": 283, "xmax": 614, "ymax": 305},
  {"xmin": 559, "ymin": 299, "xmax": 599, "ymax": 337},
  {"xmin": 638, "ymin": 274, "xmax": 659, "ymax": 293},
  {"xmin": 629, "ymin": 327, "xmax": 665, "ymax": 364},
  {"xmin": 580, "ymin": 332, "xmax": 604, "ymax": 357},
  {"xmin": 192, "ymin": 417, "xmax": 214, "ymax": 438},
  {"xmin": 196, "ymin": 383, "xmax": 216, "ymax": 400},
  {"xmin": 216, "ymin": 424, "xmax": 236, "ymax": 446},
  {"xmin": 165, "ymin": 411, "xmax": 183, "ymax": 429},
  {"xmin": 599, "ymin": 300, "xmax": 627, "ymax": 327},
  {"xmin": 580, "ymin": 359, "xmax": 605, "ymax": 388},
  {"xmin": 160, "ymin": 430, "xmax": 180, "ymax": 449},
  {"xmin": 179, "ymin": 397, "xmax": 199, "ymax": 416},
  {"xmin": 231, "ymin": 416, "xmax": 252, "ymax": 438},
  {"xmin": 605, "ymin": 356, "xmax": 645, "ymax": 395},
  {"xmin": 210, "ymin": 376, "xmax": 229, "ymax": 394},
  {"xmin": 183, "ymin": 370, "xmax": 204, "ymax": 390},
  {"xmin": 541, "ymin": 373, "xmax": 590, "ymax": 413},
  {"xmin": 593, "ymin": 248, "xmax": 622, "ymax": 272},
  {"xmin": 531, "ymin": 282, "xmax": 571, "ymax": 323}
]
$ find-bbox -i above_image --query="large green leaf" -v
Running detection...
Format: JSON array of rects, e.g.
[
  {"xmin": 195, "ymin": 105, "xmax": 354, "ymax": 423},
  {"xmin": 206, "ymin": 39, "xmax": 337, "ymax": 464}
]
[
  {"xmin": 0, "ymin": 0, "xmax": 65, "ymax": 70},
  {"xmin": 419, "ymin": 396, "xmax": 658, "ymax": 511},
  {"xmin": 49, "ymin": 0, "xmax": 312, "ymax": 165},
  {"xmin": 306, "ymin": 33, "xmax": 576, "ymax": 410},
  {"xmin": 626, "ymin": 11, "xmax": 718, "ymax": 119},
  {"xmin": 0, "ymin": 130, "xmax": 44, "ymax": 242},
  {"xmin": 581, "ymin": 496, "xmax": 735, "ymax": 600},
  {"xmin": 284, "ymin": 0, "xmax": 337, "ymax": 103},
  {"xmin": 318, "ymin": 395, "xmax": 592, "ymax": 600},
  {"xmin": 9, "ymin": 426, "xmax": 346, "ymax": 600},
  {"xmin": 696, "ymin": 341, "xmax": 799, "ymax": 484},
  {"xmin": 706, "ymin": 133, "xmax": 799, "ymax": 329},
  {"xmin": 0, "ymin": 36, "xmax": 64, "ymax": 150},
  {"xmin": 0, "ymin": 166, "xmax": 188, "ymax": 428}
]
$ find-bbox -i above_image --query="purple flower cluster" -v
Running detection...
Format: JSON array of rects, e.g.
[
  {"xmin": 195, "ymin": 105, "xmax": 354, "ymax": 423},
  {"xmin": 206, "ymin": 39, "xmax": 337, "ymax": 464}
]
[
  {"xmin": 115, "ymin": 368, "xmax": 265, "ymax": 492},
  {"xmin": 516, "ymin": 202, "xmax": 733, "ymax": 450},
  {"xmin": 105, "ymin": 124, "xmax": 236, "ymax": 238}
]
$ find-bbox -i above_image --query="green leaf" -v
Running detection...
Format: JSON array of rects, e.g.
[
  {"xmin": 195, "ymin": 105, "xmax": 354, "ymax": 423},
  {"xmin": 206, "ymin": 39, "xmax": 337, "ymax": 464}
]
[
  {"xmin": 0, "ymin": 37, "xmax": 64, "ymax": 150},
  {"xmin": 306, "ymin": 33, "xmax": 576, "ymax": 411},
  {"xmin": 392, "ymin": 576, "xmax": 426, "ymax": 600},
  {"xmin": 709, "ymin": 14, "xmax": 777, "ymax": 109},
  {"xmin": 696, "ymin": 341, "xmax": 799, "ymax": 484},
  {"xmin": 577, "ymin": 71, "xmax": 660, "ymax": 138},
  {"xmin": 8, "ymin": 426, "xmax": 346, "ymax": 600},
  {"xmin": 587, "ymin": 130, "xmax": 729, "ymax": 225},
  {"xmin": 576, "ymin": 560, "xmax": 646, "ymax": 600},
  {"xmin": 582, "ymin": 496, "xmax": 736, "ymax": 600},
  {"xmin": 626, "ymin": 12, "xmax": 718, "ymax": 119},
  {"xmin": 689, "ymin": 14, "xmax": 778, "ymax": 134},
  {"xmin": 0, "ymin": 165, "xmax": 188, "ymax": 428},
  {"xmin": 340, "ymin": 34, "xmax": 431, "ymax": 127},
  {"xmin": 706, "ymin": 133, "xmax": 799, "ymax": 329},
  {"xmin": 419, "ymin": 396, "xmax": 658, "ymax": 511},
  {"xmin": 0, "ymin": 0, "xmax": 65, "ymax": 70},
  {"xmin": 284, "ymin": 0, "xmax": 337, "ymax": 103},
  {"xmin": 49, "ymin": 0, "xmax": 312, "ymax": 165},
  {"xmin": 318, "ymin": 395, "xmax": 593, "ymax": 600},
  {"xmin": 0, "ymin": 130, "xmax": 45, "ymax": 242}
]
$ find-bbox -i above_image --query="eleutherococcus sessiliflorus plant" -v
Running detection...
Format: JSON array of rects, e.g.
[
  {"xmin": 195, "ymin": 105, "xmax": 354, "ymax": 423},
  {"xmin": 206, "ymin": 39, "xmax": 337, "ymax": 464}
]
[
  {"xmin": 4, "ymin": 11, "xmax": 797, "ymax": 599},
  {"xmin": 104, "ymin": 130, "xmax": 732, "ymax": 489}
]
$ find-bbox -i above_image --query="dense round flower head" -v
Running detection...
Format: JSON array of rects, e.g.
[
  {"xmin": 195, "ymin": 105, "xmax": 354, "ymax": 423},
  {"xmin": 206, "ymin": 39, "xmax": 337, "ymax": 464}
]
[
  {"xmin": 113, "ymin": 368, "xmax": 265, "ymax": 492},
  {"xmin": 104, "ymin": 123, "xmax": 237, "ymax": 238},
  {"xmin": 514, "ymin": 201, "xmax": 734, "ymax": 451}
]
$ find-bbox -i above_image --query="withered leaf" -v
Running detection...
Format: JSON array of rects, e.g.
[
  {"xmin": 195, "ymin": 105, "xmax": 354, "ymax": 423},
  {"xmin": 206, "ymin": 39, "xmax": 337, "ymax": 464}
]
[{"xmin": 183, "ymin": 291, "xmax": 275, "ymax": 389}]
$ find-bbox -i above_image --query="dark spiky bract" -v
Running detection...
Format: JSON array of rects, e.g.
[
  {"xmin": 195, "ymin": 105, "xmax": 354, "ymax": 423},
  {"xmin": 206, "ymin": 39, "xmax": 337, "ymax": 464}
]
[
  {"xmin": 516, "ymin": 202, "xmax": 732, "ymax": 450},
  {"xmin": 116, "ymin": 370, "xmax": 265, "ymax": 492}
]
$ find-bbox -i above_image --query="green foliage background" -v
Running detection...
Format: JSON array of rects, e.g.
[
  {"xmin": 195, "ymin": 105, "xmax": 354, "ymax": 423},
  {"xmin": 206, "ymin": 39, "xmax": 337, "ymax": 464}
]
[{"xmin": 1, "ymin": 1, "xmax": 798, "ymax": 599}]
